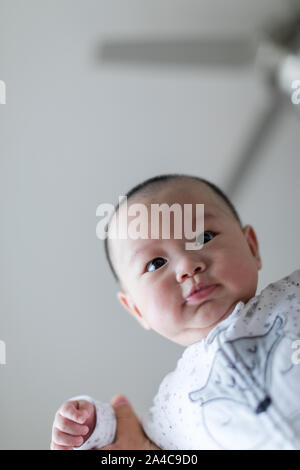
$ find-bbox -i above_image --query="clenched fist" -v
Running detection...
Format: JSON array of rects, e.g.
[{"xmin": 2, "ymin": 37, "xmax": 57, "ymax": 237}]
[{"xmin": 51, "ymin": 399, "xmax": 96, "ymax": 450}]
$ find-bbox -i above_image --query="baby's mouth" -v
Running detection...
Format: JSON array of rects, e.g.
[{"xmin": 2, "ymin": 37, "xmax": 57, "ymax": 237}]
[{"xmin": 183, "ymin": 284, "xmax": 218, "ymax": 305}]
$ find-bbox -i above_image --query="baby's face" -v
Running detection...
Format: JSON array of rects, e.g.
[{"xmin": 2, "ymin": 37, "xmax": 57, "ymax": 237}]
[{"xmin": 109, "ymin": 180, "xmax": 262, "ymax": 346}]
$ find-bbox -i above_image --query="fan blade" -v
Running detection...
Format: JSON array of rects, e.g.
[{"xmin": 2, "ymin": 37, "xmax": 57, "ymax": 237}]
[
  {"xmin": 99, "ymin": 37, "xmax": 256, "ymax": 67},
  {"xmin": 226, "ymin": 95, "xmax": 282, "ymax": 199}
]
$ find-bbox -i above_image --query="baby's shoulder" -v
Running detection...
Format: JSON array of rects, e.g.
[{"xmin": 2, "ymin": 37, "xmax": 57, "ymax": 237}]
[
  {"xmin": 283, "ymin": 269, "xmax": 300, "ymax": 286},
  {"xmin": 259, "ymin": 269, "xmax": 300, "ymax": 309},
  {"xmin": 228, "ymin": 269, "xmax": 300, "ymax": 339},
  {"xmin": 264, "ymin": 269, "xmax": 300, "ymax": 292}
]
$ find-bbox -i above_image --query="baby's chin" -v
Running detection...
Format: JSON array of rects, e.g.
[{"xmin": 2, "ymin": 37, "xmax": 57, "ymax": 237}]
[
  {"xmin": 193, "ymin": 300, "xmax": 238, "ymax": 332},
  {"xmin": 180, "ymin": 304, "xmax": 238, "ymax": 346}
]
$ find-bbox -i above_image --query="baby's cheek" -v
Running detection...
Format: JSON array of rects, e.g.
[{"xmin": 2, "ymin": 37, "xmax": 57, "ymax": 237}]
[
  {"xmin": 226, "ymin": 263, "xmax": 257, "ymax": 300},
  {"xmin": 216, "ymin": 250, "xmax": 247, "ymax": 282},
  {"xmin": 146, "ymin": 297, "xmax": 179, "ymax": 334}
]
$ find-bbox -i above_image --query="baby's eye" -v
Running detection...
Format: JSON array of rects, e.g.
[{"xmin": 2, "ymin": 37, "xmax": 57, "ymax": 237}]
[
  {"xmin": 196, "ymin": 231, "xmax": 216, "ymax": 245},
  {"xmin": 204, "ymin": 231, "xmax": 216, "ymax": 243},
  {"xmin": 146, "ymin": 257, "xmax": 167, "ymax": 272}
]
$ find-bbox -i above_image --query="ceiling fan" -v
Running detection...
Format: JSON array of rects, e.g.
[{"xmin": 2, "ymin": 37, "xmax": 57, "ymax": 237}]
[{"xmin": 98, "ymin": 2, "xmax": 300, "ymax": 198}]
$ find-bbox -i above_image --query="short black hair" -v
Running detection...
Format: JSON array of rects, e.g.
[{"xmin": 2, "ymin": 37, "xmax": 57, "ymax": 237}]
[{"xmin": 104, "ymin": 173, "xmax": 242, "ymax": 284}]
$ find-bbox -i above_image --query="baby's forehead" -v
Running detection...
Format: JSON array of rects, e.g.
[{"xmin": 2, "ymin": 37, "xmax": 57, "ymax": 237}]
[
  {"xmin": 124, "ymin": 182, "xmax": 218, "ymax": 218},
  {"xmin": 136, "ymin": 179, "xmax": 215, "ymax": 205},
  {"xmin": 109, "ymin": 180, "xmax": 232, "ymax": 241},
  {"xmin": 108, "ymin": 186, "xmax": 229, "ymax": 263}
]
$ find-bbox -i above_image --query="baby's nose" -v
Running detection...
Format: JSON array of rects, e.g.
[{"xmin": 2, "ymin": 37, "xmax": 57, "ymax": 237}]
[{"xmin": 176, "ymin": 261, "xmax": 206, "ymax": 283}]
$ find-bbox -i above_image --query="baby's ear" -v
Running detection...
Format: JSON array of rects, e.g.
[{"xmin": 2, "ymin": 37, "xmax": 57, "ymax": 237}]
[
  {"xmin": 116, "ymin": 291, "xmax": 151, "ymax": 330},
  {"xmin": 243, "ymin": 225, "xmax": 262, "ymax": 270}
]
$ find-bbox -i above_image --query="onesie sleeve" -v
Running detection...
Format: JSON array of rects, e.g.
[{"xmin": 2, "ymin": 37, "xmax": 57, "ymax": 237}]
[{"xmin": 68, "ymin": 395, "xmax": 116, "ymax": 450}]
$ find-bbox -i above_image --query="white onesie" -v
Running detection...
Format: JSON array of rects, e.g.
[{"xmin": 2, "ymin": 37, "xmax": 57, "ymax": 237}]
[{"xmin": 73, "ymin": 269, "xmax": 300, "ymax": 450}]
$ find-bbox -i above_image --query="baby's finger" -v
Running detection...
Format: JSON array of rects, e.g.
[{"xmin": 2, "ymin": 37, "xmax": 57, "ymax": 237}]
[
  {"xmin": 59, "ymin": 401, "xmax": 88, "ymax": 424},
  {"xmin": 55, "ymin": 413, "xmax": 89, "ymax": 436},
  {"xmin": 77, "ymin": 399, "xmax": 94, "ymax": 418},
  {"xmin": 52, "ymin": 428, "xmax": 84, "ymax": 447}
]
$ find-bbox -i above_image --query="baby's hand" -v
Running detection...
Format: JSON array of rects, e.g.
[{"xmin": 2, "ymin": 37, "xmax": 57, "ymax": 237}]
[{"xmin": 51, "ymin": 399, "xmax": 96, "ymax": 450}]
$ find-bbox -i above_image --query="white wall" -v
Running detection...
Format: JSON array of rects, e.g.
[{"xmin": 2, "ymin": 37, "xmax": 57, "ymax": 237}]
[{"xmin": 0, "ymin": 0, "xmax": 299, "ymax": 449}]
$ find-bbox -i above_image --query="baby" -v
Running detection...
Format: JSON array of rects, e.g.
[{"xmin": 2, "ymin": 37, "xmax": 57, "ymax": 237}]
[{"xmin": 51, "ymin": 173, "xmax": 300, "ymax": 450}]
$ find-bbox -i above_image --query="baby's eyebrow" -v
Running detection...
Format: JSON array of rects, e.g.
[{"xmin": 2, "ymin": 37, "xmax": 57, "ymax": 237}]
[
  {"xmin": 127, "ymin": 214, "xmax": 216, "ymax": 263},
  {"xmin": 128, "ymin": 245, "xmax": 152, "ymax": 264},
  {"xmin": 204, "ymin": 213, "xmax": 215, "ymax": 220}
]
